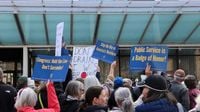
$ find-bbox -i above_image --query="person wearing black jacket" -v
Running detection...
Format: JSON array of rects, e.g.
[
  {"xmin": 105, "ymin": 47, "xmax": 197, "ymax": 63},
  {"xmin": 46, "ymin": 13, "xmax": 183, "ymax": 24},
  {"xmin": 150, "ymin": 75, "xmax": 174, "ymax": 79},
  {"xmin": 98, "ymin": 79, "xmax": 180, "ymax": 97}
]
[
  {"xmin": 0, "ymin": 68, "xmax": 17, "ymax": 112},
  {"xmin": 61, "ymin": 80, "xmax": 84, "ymax": 112}
]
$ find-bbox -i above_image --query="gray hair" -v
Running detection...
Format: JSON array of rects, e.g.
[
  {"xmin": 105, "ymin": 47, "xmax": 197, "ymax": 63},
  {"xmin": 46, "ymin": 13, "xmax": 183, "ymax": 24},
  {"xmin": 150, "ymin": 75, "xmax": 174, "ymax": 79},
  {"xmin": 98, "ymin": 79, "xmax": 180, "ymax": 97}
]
[
  {"xmin": 114, "ymin": 87, "xmax": 135, "ymax": 112},
  {"xmin": 84, "ymin": 75, "xmax": 101, "ymax": 91},
  {"xmin": 15, "ymin": 87, "xmax": 37, "ymax": 109},
  {"xmin": 65, "ymin": 80, "xmax": 84, "ymax": 98}
]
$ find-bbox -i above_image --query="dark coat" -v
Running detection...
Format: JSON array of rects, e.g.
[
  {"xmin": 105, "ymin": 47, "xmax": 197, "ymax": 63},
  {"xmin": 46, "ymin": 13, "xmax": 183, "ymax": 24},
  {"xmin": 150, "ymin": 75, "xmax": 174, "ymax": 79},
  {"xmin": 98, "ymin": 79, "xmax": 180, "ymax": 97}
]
[
  {"xmin": 61, "ymin": 99, "xmax": 83, "ymax": 112},
  {"xmin": 169, "ymin": 81, "xmax": 190, "ymax": 110},
  {"xmin": 108, "ymin": 90, "xmax": 117, "ymax": 110},
  {"xmin": 81, "ymin": 105, "xmax": 108, "ymax": 112},
  {"xmin": 35, "ymin": 87, "xmax": 48, "ymax": 109},
  {"xmin": 0, "ymin": 82, "xmax": 17, "ymax": 112},
  {"xmin": 135, "ymin": 98, "xmax": 178, "ymax": 112}
]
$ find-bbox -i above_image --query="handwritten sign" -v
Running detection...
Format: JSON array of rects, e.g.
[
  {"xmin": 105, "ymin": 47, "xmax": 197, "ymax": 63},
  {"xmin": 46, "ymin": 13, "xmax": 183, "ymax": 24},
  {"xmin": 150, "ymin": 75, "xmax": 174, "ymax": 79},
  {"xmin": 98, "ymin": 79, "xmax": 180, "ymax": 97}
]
[
  {"xmin": 130, "ymin": 46, "xmax": 168, "ymax": 71},
  {"xmin": 72, "ymin": 46, "xmax": 98, "ymax": 79},
  {"xmin": 92, "ymin": 40, "xmax": 118, "ymax": 64},
  {"xmin": 55, "ymin": 22, "xmax": 64, "ymax": 56},
  {"xmin": 32, "ymin": 55, "xmax": 71, "ymax": 81}
]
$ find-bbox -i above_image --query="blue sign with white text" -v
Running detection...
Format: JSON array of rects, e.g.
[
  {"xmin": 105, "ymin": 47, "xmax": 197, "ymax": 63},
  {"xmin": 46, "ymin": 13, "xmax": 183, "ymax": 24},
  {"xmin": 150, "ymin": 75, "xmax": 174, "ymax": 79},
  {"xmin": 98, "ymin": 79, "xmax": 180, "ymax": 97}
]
[
  {"xmin": 130, "ymin": 46, "xmax": 168, "ymax": 71},
  {"xmin": 32, "ymin": 55, "xmax": 71, "ymax": 81},
  {"xmin": 92, "ymin": 40, "xmax": 119, "ymax": 64}
]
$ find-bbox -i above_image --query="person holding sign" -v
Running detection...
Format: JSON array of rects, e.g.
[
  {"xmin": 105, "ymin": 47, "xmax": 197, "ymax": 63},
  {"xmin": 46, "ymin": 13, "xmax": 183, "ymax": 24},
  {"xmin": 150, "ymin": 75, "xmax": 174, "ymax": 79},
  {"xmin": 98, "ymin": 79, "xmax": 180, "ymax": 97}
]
[{"xmin": 15, "ymin": 81, "xmax": 60, "ymax": 112}]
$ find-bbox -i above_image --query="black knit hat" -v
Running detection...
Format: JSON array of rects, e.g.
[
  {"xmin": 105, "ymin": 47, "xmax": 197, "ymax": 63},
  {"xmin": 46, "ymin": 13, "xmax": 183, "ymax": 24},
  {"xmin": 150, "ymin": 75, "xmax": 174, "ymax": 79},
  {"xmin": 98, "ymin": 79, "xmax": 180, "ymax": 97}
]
[{"xmin": 138, "ymin": 75, "xmax": 168, "ymax": 92}]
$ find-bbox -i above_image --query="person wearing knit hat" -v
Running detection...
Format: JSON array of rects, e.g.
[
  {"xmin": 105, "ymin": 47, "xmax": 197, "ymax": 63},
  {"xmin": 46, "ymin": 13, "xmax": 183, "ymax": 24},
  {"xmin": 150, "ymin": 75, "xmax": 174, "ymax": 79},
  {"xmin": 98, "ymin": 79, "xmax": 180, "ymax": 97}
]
[
  {"xmin": 169, "ymin": 69, "xmax": 190, "ymax": 111},
  {"xmin": 27, "ymin": 78, "xmax": 35, "ymax": 89},
  {"xmin": 16, "ymin": 76, "xmax": 28, "ymax": 91},
  {"xmin": 114, "ymin": 77, "xmax": 123, "ymax": 89},
  {"xmin": 135, "ymin": 75, "xmax": 182, "ymax": 112},
  {"xmin": 108, "ymin": 77, "xmax": 124, "ymax": 110},
  {"xmin": 174, "ymin": 69, "xmax": 186, "ymax": 82}
]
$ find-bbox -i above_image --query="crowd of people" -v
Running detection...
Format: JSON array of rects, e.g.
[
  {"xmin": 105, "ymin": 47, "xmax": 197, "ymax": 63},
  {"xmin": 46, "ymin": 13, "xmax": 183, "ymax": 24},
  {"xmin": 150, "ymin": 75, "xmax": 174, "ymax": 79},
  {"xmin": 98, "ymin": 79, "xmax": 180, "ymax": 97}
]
[{"xmin": 0, "ymin": 61, "xmax": 200, "ymax": 112}]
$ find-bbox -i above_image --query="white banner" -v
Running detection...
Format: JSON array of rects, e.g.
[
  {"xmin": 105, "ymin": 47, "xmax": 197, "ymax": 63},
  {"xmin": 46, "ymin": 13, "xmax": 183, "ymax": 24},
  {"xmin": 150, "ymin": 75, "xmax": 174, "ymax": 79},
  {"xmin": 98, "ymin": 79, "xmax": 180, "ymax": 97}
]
[
  {"xmin": 55, "ymin": 22, "xmax": 64, "ymax": 56},
  {"xmin": 72, "ymin": 46, "xmax": 98, "ymax": 79}
]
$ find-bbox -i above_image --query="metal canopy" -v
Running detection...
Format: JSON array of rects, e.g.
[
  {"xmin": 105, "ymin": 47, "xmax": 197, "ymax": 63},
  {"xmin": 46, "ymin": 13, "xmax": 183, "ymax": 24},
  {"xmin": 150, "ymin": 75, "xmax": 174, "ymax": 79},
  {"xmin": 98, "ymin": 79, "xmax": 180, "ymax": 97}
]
[{"xmin": 0, "ymin": 0, "xmax": 199, "ymax": 48}]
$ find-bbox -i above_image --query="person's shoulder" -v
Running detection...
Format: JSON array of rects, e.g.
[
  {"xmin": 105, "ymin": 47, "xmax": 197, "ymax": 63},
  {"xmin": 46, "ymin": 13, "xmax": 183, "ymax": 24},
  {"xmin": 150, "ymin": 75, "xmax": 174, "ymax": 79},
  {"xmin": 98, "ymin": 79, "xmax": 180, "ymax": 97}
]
[
  {"xmin": 110, "ymin": 107, "xmax": 122, "ymax": 112},
  {"xmin": 0, "ymin": 83, "xmax": 16, "ymax": 92}
]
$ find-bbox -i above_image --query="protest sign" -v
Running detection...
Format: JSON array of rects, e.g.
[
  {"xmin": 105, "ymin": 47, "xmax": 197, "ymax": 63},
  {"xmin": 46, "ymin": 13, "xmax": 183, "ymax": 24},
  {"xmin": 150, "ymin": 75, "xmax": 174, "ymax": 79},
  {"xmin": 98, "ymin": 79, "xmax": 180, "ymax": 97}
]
[
  {"xmin": 130, "ymin": 46, "xmax": 168, "ymax": 71},
  {"xmin": 92, "ymin": 40, "xmax": 118, "ymax": 64},
  {"xmin": 55, "ymin": 22, "xmax": 64, "ymax": 56},
  {"xmin": 32, "ymin": 55, "xmax": 71, "ymax": 81},
  {"xmin": 72, "ymin": 46, "xmax": 98, "ymax": 79}
]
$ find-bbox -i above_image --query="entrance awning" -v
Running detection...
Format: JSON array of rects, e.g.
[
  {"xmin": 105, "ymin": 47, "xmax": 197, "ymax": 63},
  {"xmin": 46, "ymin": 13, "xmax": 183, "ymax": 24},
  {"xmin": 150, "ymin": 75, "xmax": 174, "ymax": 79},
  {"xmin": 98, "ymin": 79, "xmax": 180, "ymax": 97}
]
[{"xmin": 0, "ymin": 0, "xmax": 199, "ymax": 48}]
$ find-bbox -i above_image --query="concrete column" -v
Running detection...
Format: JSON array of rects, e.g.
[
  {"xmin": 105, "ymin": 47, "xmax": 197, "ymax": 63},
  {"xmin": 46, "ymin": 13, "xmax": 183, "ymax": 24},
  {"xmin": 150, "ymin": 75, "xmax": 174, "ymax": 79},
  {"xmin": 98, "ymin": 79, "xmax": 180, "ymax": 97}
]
[
  {"xmin": 23, "ymin": 47, "xmax": 28, "ymax": 76},
  {"xmin": 195, "ymin": 49, "xmax": 200, "ymax": 80}
]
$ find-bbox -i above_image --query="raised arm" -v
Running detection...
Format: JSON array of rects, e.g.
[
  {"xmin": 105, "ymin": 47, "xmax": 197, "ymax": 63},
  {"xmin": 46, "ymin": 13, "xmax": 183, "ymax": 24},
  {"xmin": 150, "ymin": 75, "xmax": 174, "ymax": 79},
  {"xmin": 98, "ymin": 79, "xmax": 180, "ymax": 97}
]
[
  {"xmin": 107, "ymin": 61, "xmax": 117, "ymax": 81},
  {"xmin": 145, "ymin": 63, "xmax": 152, "ymax": 77},
  {"xmin": 47, "ymin": 81, "xmax": 60, "ymax": 112}
]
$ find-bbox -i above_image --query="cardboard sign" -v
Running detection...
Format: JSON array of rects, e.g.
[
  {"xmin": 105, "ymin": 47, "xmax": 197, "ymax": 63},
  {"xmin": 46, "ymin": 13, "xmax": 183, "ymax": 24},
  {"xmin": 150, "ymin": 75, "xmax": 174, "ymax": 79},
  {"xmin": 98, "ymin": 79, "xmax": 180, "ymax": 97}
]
[{"xmin": 72, "ymin": 46, "xmax": 98, "ymax": 79}]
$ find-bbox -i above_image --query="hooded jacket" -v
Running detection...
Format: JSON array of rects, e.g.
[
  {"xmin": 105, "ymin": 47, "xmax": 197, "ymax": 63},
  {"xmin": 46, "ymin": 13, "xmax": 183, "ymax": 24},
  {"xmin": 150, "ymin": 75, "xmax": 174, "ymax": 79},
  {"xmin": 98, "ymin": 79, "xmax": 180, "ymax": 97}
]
[{"xmin": 16, "ymin": 82, "xmax": 60, "ymax": 112}]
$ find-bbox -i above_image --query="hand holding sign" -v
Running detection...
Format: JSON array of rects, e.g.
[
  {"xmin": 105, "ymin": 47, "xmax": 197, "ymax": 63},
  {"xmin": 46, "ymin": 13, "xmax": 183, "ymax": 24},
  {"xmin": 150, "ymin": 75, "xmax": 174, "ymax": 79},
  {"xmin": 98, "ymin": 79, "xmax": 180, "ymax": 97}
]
[
  {"xmin": 145, "ymin": 63, "xmax": 152, "ymax": 77},
  {"xmin": 107, "ymin": 61, "xmax": 117, "ymax": 81},
  {"xmin": 111, "ymin": 61, "xmax": 117, "ymax": 69}
]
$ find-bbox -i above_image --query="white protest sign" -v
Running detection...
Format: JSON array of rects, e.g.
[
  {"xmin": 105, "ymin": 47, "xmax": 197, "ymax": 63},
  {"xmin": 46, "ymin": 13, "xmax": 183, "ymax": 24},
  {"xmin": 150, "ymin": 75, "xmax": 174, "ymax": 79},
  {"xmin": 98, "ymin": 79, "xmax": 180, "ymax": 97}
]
[
  {"xmin": 72, "ymin": 46, "xmax": 98, "ymax": 79},
  {"xmin": 55, "ymin": 22, "xmax": 64, "ymax": 56}
]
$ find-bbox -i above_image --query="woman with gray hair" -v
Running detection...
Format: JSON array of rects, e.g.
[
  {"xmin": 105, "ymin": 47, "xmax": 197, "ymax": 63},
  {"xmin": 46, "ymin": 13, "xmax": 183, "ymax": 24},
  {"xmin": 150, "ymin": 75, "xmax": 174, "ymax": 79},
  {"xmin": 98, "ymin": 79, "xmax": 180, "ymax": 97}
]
[
  {"xmin": 14, "ymin": 81, "xmax": 60, "ymax": 112},
  {"xmin": 61, "ymin": 80, "xmax": 84, "ymax": 112},
  {"xmin": 110, "ymin": 87, "xmax": 135, "ymax": 112}
]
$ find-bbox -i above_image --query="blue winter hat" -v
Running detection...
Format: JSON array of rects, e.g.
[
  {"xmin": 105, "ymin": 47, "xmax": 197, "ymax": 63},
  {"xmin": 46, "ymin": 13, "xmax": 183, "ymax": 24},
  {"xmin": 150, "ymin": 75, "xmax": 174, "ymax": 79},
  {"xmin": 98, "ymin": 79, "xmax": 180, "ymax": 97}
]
[{"xmin": 114, "ymin": 77, "xmax": 123, "ymax": 89}]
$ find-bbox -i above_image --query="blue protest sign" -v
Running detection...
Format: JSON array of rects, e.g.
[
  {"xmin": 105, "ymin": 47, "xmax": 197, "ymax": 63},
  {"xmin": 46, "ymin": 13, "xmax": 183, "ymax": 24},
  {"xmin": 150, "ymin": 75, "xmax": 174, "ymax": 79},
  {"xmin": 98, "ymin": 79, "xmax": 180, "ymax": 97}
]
[
  {"xmin": 32, "ymin": 55, "xmax": 71, "ymax": 81},
  {"xmin": 130, "ymin": 46, "xmax": 168, "ymax": 71},
  {"xmin": 92, "ymin": 40, "xmax": 119, "ymax": 64}
]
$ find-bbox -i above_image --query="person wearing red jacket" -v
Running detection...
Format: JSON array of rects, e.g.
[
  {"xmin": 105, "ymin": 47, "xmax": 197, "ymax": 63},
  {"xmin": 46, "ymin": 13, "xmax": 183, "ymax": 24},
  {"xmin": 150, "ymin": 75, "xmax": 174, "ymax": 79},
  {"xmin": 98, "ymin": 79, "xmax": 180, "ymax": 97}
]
[{"xmin": 15, "ymin": 81, "xmax": 60, "ymax": 112}]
